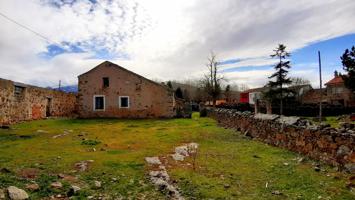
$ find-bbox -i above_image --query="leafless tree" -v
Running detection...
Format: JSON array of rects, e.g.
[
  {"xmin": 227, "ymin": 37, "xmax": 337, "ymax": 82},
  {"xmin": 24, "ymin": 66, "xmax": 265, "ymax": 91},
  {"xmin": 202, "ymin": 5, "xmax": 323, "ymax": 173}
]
[
  {"xmin": 202, "ymin": 52, "xmax": 224, "ymax": 106},
  {"xmin": 289, "ymin": 77, "xmax": 310, "ymax": 86}
]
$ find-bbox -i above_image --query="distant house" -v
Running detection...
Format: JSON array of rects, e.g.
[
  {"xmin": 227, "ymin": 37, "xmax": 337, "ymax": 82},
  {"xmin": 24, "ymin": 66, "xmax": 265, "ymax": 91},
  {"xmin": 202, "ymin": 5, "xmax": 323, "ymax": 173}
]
[
  {"xmin": 240, "ymin": 84, "xmax": 312, "ymax": 105},
  {"xmin": 302, "ymin": 74, "xmax": 355, "ymax": 107},
  {"xmin": 324, "ymin": 74, "xmax": 355, "ymax": 107},
  {"xmin": 77, "ymin": 61, "xmax": 175, "ymax": 118},
  {"xmin": 239, "ymin": 87, "xmax": 265, "ymax": 105}
]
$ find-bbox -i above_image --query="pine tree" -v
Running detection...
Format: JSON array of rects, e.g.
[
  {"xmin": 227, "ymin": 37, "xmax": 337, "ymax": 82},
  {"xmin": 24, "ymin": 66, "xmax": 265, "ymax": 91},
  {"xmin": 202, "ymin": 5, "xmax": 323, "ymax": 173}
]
[
  {"xmin": 340, "ymin": 46, "xmax": 355, "ymax": 92},
  {"xmin": 265, "ymin": 44, "xmax": 292, "ymax": 115},
  {"xmin": 167, "ymin": 81, "xmax": 173, "ymax": 89},
  {"xmin": 175, "ymin": 87, "xmax": 183, "ymax": 99},
  {"xmin": 224, "ymin": 85, "xmax": 231, "ymax": 102}
]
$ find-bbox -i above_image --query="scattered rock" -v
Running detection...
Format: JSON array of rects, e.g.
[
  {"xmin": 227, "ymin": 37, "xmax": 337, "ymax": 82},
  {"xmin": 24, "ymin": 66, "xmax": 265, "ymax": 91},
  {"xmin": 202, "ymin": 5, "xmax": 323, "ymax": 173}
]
[
  {"xmin": 25, "ymin": 183, "xmax": 39, "ymax": 191},
  {"xmin": 344, "ymin": 163, "xmax": 355, "ymax": 174},
  {"xmin": 172, "ymin": 143, "xmax": 199, "ymax": 161},
  {"xmin": 57, "ymin": 173, "xmax": 65, "ymax": 179},
  {"xmin": 72, "ymin": 185, "xmax": 81, "ymax": 193},
  {"xmin": 314, "ymin": 166, "xmax": 321, "ymax": 172},
  {"xmin": 7, "ymin": 186, "xmax": 29, "ymax": 200},
  {"xmin": 336, "ymin": 145, "xmax": 350, "ymax": 157},
  {"xmin": 272, "ymin": 190, "xmax": 282, "ymax": 195},
  {"xmin": 277, "ymin": 116, "xmax": 300, "ymax": 125},
  {"xmin": 50, "ymin": 182, "xmax": 63, "ymax": 189},
  {"xmin": 254, "ymin": 113, "xmax": 279, "ymax": 121},
  {"xmin": 94, "ymin": 181, "xmax": 102, "ymax": 188},
  {"xmin": 175, "ymin": 146, "xmax": 189, "ymax": 157},
  {"xmin": 74, "ymin": 160, "xmax": 94, "ymax": 172},
  {"xmin": 297, "ymin": 157, "xmax": 305, "ymax": 163},
  {"xmin": 36, "ymin": 130, "xmax": 48, "ymax": 133},
  {"xmin": 172, "ymin": 153, "xmax": 185, "ymax": 161},
  {"xmin": 67, "ymin": 185, "xmax": 81, "ymax": 196},
  {"xmin": 145, "ymin": 157, "xmax": 161, "ymax": 165},
  {"xmin": 0, "ymin": 189, "xmax": 5, "ymax": 199},
  {"xmin": 52, "ymin": 131, "xmax": 70, "ymax": 139},
  {"xmin": 187, "ymin": 143, "xmax": 199, "ymax": 153},
  {"xmin": 224, "ymin": 184, "xmax": 230, "ymax": 189},
  {"xmin": 0, "ymin": 168, "xmax": 11, "ymax": 174}
]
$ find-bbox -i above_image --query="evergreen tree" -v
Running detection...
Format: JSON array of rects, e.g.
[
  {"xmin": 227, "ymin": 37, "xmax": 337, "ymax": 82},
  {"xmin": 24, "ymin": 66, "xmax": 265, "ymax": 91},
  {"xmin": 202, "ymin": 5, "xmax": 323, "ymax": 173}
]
[
  {"xmin": 265, "ymin": 44, "xmax": 292, "ymax": 115},
  {"xmin": 167, "ymin": 81, "xmax": 173, "ymax": 89},
  {"xmin": 175, "ymin": 87, "xmax": 183, "ymax": 99},
  {"xmin": 224, "ymin": 84, "xmax": 231, "ymax": 102},
  {"xmin": 340, "ymin": 46, "xmax": 355, "ymax": 92}
]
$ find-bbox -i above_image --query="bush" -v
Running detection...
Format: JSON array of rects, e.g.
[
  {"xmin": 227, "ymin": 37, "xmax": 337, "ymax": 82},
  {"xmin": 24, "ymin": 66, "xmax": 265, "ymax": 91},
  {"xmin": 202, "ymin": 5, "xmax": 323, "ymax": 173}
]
[
  {"xmin": 81, "ymin": 139, "xmax": 101, "ymax": 146},
  {"xmin": 200, "ymin": 108, "xmax": 207, "ymax": 117}
]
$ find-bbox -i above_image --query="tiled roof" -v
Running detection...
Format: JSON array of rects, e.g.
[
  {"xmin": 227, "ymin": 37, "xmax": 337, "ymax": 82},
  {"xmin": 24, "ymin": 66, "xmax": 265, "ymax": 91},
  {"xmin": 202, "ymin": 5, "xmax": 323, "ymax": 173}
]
[{"xmin": 325, "ymin": 76, "xmax": 344, "ymax": 85}]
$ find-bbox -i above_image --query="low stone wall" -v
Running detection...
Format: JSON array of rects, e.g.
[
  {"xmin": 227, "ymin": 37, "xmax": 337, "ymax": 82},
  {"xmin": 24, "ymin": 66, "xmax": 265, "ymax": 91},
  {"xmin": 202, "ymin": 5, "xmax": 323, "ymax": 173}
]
[
  {"xmin": 207, "ymin": 108, "xmax": 355, "ymax": 172},
  {"xmin": 0, "ymin": 78, "xmax": 77, "ymax": 125}
]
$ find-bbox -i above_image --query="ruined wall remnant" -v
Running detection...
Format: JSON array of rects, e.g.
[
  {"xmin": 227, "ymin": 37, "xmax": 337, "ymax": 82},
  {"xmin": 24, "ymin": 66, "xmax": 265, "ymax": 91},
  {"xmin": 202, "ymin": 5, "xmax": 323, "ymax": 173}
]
[
  {"xmin": 207, "ymin": 108, "xmax": 355, "ymax": 171},
  {"xmin": 0, "ymin": 78, "xmax": 77, "ymax": 125}
]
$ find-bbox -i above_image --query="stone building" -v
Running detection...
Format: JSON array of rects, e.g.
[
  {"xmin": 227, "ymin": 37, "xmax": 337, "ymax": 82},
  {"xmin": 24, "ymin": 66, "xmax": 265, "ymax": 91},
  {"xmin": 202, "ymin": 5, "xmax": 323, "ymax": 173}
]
[
  {"xmin": 0, "ymin": 78, "xmax": 76, "ymax": 125},
  {"xmin": 77, "ymin": 61, "xmax": 175, "ymax": 118}
]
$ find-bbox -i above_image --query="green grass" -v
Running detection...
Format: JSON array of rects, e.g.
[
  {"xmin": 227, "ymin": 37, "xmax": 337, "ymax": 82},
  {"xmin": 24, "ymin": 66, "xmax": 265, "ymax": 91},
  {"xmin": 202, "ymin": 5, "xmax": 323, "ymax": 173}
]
[
  {"xmin": 305, "ymin": 116, "xmax": 355, "ymax": 128},
  {"xmin": 0, "ymin": 113, "xmax": 353, "ymax": 199}
]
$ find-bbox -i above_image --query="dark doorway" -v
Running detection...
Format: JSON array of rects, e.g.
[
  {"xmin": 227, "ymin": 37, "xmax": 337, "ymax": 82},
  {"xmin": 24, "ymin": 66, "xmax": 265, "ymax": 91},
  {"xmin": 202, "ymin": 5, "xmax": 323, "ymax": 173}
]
[{"xmin": 46, "ymin": 98, "xmax": 52, "ymax": 117}]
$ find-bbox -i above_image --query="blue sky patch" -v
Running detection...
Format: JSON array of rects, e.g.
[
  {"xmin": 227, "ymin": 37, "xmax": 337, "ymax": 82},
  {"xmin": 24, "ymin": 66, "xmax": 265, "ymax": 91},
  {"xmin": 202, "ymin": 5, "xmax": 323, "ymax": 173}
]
[
  {"xmin": 220, "ymin": 34, "xmax": 355, "ymax": 76},
  {"xmin": 38, "ymin": 42, "xmax": 85, "ymax": 59}
]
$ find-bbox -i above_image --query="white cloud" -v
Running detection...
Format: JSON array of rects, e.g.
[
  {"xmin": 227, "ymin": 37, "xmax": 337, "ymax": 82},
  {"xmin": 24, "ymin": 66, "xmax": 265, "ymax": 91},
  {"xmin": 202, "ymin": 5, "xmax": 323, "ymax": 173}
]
[{"xmin": 0, "ymin": 0, "xmax": 354, "ymax": 88}]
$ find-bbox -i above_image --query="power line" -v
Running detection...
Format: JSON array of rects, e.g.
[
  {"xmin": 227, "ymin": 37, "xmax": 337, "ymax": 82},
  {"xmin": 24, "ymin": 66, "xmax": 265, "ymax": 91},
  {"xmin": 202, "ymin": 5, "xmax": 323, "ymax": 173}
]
[{"xmin": 0, "ymin": 11, "xmax": 62, "ymax": 47}]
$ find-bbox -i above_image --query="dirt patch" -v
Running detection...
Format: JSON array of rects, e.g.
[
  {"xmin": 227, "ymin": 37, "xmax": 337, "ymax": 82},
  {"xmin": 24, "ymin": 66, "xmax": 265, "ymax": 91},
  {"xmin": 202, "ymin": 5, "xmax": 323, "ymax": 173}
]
[{"xmin": 18, "ymin": 168, "xmax": 40, "ymax": 179}]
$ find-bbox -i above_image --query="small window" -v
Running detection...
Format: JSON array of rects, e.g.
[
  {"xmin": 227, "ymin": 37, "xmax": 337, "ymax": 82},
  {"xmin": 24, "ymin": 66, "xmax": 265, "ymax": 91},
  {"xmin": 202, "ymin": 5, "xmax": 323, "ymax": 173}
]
[
  {"xmin": 103, "ymin": 77, "xmax": 109, "ymax": 88},
  {"xmin": 14, "ymin": 86, "xmax": 24, "ymax": 95},
  {"xmin": 94, "ymin": 95, "xmax": 105, "ymax": 111},
  {"xmin": 119, "ymin": 96, "xmax": 130, "ymax": 108}
]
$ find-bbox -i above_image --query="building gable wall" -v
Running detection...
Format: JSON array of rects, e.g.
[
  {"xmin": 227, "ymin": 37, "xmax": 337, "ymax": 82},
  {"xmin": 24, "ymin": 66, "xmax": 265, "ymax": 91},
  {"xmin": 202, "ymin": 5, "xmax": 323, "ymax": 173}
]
[{"xmin": 77, "ymin": 62, "xmax": 175, "ymax": 118}]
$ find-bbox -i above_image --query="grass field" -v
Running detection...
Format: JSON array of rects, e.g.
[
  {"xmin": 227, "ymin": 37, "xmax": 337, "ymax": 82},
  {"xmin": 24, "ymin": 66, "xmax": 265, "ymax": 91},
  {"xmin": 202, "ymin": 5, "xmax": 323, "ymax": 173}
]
[{"xmin": 0, "ymin": 113, "xmax": 354, "ymax": 199}]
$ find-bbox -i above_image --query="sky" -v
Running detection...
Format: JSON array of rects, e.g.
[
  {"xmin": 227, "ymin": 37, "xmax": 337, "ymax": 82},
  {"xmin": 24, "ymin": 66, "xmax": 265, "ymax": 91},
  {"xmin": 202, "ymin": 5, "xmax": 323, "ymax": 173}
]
[{"xmin": 0, "ymin": 0, "xmax": 355, "ymax": 89}]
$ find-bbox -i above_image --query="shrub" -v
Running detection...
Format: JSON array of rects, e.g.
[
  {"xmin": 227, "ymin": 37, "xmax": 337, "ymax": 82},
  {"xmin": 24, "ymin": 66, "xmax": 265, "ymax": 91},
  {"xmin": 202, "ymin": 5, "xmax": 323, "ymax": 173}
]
[
  {"xmin": 200, "ymin": 108, "xmax": 207, "ymax": 117},
  {"xmin": 81, "ymin": 139, "xmax": 101, "ymax": 146}
]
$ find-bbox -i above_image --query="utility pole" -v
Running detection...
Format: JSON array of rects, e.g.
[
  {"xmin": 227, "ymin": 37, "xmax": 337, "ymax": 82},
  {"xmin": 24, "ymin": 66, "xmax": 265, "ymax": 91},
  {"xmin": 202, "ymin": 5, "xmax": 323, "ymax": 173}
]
[
  {"xmin": 58, "ymin": 80, "xmax": 61, "ymax": 91},
  {"xmin": 318, "ymin": 51, "xmax": 322, "ymax": 123}
]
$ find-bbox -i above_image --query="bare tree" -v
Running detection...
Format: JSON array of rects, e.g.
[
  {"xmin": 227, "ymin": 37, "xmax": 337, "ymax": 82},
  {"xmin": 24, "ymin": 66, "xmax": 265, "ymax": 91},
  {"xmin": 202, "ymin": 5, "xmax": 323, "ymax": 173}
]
[
  {"xmin": 289, "ymin": 77, "xmax": 310, "ymax": 86},
  {"xmin": 202, "ymin": 52, "xmax": 224, "ymax": 106}
]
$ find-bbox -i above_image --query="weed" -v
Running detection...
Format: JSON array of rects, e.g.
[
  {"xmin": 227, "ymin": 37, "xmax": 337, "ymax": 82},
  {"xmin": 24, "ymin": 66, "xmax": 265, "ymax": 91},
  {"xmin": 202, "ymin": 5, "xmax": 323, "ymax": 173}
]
[{"xmin": 81, "ymin": 139, "xmax": 101, "ymax": 146}]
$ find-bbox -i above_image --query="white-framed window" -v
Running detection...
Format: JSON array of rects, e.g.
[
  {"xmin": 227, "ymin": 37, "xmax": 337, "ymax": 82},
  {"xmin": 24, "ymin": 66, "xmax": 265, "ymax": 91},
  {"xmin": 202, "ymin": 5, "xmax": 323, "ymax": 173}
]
[
  {"xmin": 119, "ymin": 96, "xmax": 130, "ymax": 108},
  {"xmin": 93, "ymin": 95, "xmax": 105, "ymax": 111}
]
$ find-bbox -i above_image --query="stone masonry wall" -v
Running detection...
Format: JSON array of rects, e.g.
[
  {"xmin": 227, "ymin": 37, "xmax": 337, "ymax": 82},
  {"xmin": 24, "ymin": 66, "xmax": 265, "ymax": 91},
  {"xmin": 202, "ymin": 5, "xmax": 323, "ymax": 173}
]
[
  {"xmin": 207, "ymin": 108, "xmax": 355, "ymax": 172},
  {"xmin": 0, "ymin": 78, "xmax": 77, "ymax": 125}
]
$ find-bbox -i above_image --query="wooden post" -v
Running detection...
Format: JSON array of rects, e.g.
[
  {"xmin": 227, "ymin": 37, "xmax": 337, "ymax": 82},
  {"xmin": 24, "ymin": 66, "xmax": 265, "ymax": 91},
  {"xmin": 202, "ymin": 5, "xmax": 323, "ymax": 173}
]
[
  {"xmin": 58, "ymin": 80, "xmax": 61, "ymax": 91},
  {"xmin": 318, "ymin": 51, "xmax": 322, "ymax": 123}
]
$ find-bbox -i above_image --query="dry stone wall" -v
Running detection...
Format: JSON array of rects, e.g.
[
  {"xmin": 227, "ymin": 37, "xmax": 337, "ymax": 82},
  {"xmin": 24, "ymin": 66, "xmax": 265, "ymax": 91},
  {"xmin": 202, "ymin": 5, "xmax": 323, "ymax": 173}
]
[
  {"xmin": 207, "ymin": 108, "xmax": 355, "ymax": 172},
  {"xmin": 0, "ymin": 78, "xmax": 77, "ymax": 125}
]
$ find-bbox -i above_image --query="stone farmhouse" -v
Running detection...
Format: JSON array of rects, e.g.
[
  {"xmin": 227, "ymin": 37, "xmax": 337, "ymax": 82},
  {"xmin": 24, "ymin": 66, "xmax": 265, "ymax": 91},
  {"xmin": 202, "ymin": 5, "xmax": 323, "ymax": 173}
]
[{"xmin": 77, "ymin": 61, "xmax": 175, "ymax": 118}]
